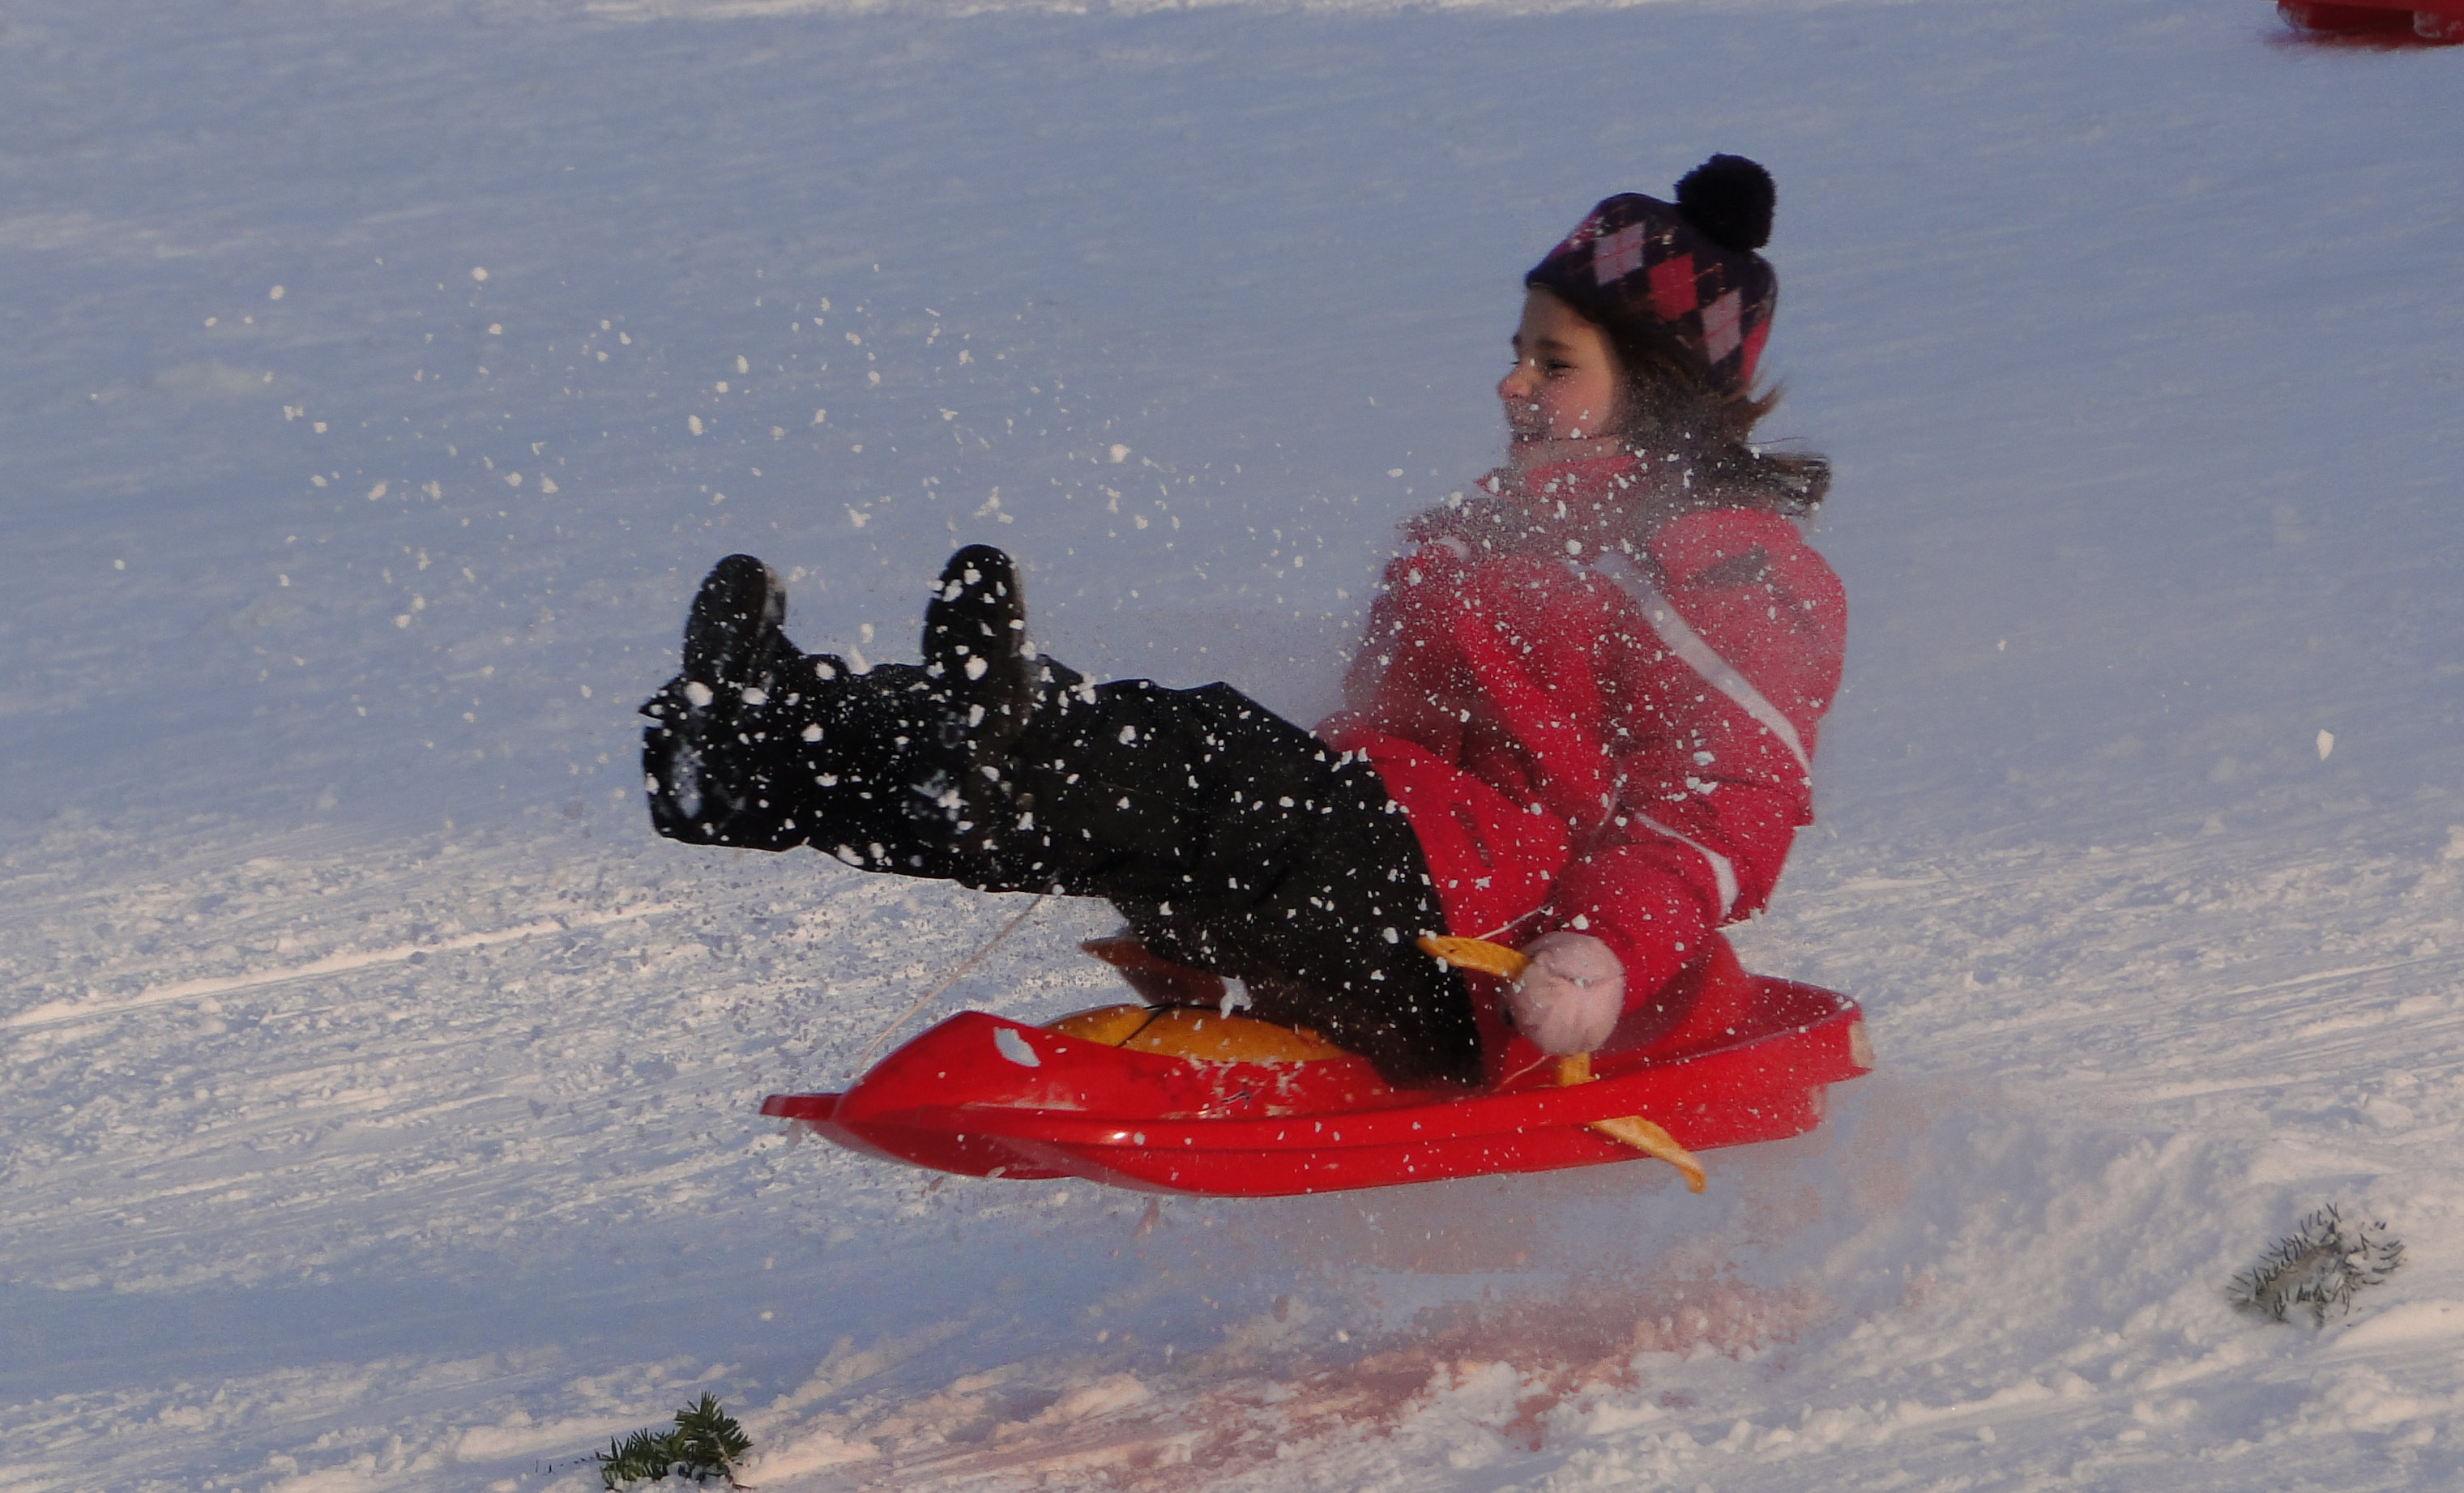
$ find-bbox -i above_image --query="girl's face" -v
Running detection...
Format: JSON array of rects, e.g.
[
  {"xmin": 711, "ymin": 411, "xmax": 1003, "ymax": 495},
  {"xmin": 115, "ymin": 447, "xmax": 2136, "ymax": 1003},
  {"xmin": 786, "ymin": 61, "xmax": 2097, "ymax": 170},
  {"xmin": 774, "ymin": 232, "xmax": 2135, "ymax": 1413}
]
[{"xmin": 1497, "ymin": 288, "xmax": 1621, "ymax": 459}]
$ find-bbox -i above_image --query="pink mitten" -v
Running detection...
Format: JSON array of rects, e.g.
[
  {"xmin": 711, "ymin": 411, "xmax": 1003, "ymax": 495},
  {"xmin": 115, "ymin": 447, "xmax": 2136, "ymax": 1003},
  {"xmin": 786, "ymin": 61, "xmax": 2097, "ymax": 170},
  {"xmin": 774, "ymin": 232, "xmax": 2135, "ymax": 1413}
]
[{"xmin": 1505, "ymin": 932, "xmax": 1625, "ymax": 1055}]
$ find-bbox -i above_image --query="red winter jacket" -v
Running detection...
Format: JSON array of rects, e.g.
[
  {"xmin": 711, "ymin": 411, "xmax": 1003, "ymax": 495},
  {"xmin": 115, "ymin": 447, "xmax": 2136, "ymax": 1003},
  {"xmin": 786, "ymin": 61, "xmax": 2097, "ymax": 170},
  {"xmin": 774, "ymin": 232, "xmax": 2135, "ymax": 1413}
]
[{"xmin": 1317, "ymin": 452, "xmax": 1845, "ymax": 1049}]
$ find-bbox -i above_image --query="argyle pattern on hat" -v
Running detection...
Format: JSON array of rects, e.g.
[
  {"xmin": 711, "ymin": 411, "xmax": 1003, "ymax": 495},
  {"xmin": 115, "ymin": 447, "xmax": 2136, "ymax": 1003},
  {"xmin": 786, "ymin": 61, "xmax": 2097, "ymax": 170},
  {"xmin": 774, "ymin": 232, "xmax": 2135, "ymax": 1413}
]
[{"xmin": 1527, "ymin": 194, "xmax": 1776, "ymax": 398}]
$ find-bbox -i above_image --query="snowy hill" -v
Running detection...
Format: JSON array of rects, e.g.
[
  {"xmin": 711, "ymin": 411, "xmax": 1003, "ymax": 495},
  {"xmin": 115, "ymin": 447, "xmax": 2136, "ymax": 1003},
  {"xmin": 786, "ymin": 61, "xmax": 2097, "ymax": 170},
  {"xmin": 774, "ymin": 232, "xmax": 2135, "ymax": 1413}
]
[{"xmin": 3, "ymin": 0, "xmax": 2462, "ymax": 1487}]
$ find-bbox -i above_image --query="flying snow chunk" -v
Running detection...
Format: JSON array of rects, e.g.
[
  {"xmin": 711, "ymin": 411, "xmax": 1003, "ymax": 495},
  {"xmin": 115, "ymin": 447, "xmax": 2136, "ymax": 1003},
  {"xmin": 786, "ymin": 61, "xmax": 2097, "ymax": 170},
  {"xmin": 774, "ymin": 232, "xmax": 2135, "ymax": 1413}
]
[
  {"xmin": 470, "ymin": 267, "xmax": 488, "ymax": 282},
  {"xmin": 993, "ymin": 1026, "xmax": 1040, "ymax": 1068},
  {"xmin": 1109, "ymin": 444, "xmax": 1132, "ymax": 463},
  {"xmin": 2318, "ymin": 730, "xmax": 2335, "ymax": 761},
  {"xmin": 268, "ymin": 285, "xmax": 284, "ymax": 301}
]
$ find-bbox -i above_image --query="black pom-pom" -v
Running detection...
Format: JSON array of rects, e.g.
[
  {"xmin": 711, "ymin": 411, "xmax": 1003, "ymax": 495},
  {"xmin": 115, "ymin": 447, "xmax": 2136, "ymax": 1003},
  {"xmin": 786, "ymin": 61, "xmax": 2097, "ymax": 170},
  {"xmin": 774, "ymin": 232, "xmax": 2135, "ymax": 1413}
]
[{"xmin": 1675, "ymin": 154, "xmax": 1774, "ymax": 254}]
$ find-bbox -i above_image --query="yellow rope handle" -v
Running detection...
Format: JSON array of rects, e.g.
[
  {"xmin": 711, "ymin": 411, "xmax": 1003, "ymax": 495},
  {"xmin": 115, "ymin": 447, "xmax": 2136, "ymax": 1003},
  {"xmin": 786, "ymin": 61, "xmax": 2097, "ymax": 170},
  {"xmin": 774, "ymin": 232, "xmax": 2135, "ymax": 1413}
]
[
  {"xmin": 1555, "ymin": 1050, "xmax": 1706, "ymax": 1192},
  {"xmin": 1420, "ymin": 936, "xmax": 1706, "ymax": 1192},
  {"xmin": 1416, "ymin": 933, "xmax": 1531, "ymax": 981},
  {"xmin": 1588, "ymin": 1115, "xmax": 1707, "ymax": 1193}
]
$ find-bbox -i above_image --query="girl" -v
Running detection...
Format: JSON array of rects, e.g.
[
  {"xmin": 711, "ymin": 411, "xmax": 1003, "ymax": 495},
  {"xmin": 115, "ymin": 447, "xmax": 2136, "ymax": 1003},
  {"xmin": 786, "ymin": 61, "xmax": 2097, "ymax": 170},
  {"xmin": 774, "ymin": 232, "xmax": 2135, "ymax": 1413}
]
[{"xmin": 641, "ymin": 154, "xmax": 1843, "ymax": 1091}]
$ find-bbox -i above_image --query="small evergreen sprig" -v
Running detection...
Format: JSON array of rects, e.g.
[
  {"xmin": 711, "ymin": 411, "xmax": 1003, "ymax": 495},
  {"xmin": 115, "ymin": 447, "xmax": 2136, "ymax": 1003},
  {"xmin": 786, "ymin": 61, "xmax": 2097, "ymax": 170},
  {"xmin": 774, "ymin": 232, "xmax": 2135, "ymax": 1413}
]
[
  {"xmin": 597, "ymin": 1393, "xmax": 753, "ymax": 1490},
  {"xmin": 2228, "ymin": 1205, "xmax": 2404, "ymax": 1326}
]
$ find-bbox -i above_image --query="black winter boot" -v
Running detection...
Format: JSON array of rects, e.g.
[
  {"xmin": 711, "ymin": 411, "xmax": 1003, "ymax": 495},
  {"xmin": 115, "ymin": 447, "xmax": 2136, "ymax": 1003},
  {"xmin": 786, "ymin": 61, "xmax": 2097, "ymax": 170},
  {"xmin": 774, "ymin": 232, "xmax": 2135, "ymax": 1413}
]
[
  {"xmin": 643, "ymin": 555, "xmax": 806, "ymax": 848},
  {"xmin": 683, "ymin": 553, "xmax": 790, "ymax": 693},
  {"xmin": 916, "ymin": 545, "xmax": 1039, "ymax": 847},
  {"xmin": 643, "ymin": 554, "xmax": 1010, "ymax": 872}
]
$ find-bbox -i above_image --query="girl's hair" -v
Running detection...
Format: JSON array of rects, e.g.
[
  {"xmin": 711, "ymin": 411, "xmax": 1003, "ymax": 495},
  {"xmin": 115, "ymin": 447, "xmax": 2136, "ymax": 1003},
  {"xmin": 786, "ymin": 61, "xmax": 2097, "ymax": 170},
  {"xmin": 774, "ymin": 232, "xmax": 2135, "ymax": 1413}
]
[{"xmin": 1604, "ymin": 320, "xmax": 1830, "ymax": 514}]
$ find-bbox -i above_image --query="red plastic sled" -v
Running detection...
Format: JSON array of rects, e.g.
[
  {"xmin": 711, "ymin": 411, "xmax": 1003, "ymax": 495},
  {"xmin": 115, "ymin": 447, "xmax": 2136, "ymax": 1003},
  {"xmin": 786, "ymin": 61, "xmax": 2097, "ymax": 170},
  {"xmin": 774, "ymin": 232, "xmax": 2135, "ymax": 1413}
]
[
  {"xmin": 2278, "ymin": 0, "xmax": 2464, "ymax": 42},
  {"xmin": 761, "ymin": 947, "xmax": 1873, "ymax": 1197}
]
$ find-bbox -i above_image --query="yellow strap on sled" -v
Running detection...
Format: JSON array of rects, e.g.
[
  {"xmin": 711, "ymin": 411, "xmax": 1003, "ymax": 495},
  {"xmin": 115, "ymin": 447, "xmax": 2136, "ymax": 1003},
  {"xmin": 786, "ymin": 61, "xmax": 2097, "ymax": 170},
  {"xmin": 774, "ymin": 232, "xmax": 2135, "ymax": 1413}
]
[
  {"xmin": 1420, "ymin": 936, "xmax": 1706, "ymax": 1192},
  {"xmin": 1590, "ymin": 1114, "xmax": 1707, "ymax": 1193},
  {"xmin": 1417, "ymin": 934, "xmax": 1532, "ymax": 981},
  {"xmin": 1555, "ymin": 1051, "xmax": 1706, "ymax": 1192}
]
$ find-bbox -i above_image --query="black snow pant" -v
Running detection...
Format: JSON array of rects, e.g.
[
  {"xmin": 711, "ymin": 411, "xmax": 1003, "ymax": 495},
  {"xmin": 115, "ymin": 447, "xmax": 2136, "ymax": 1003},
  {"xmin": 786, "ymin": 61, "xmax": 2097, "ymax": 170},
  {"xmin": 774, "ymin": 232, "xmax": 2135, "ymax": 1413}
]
[{"xmin": 643, "ymin": 656, "xmax": 1482, "ymax": 1086}]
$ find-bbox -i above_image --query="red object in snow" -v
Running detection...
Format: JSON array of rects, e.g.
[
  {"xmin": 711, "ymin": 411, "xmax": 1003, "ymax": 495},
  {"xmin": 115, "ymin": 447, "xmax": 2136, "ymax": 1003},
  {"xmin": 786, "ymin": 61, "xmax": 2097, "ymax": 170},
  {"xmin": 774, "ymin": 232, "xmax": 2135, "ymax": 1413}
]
[
  {"xmin": 759, "ymin": 975, "xmax": 1872, "ymax": 1197},
  {"xmin": 2278, "ymin": 0, "xmax": 2464, "ymax": 42}
]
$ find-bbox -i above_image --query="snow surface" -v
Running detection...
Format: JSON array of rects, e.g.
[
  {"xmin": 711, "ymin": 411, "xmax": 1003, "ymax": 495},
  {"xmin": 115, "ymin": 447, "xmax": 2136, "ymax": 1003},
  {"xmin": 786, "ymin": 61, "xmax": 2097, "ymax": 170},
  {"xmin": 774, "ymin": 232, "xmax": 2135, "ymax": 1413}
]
[{"xmin": 4, "ymin": 0, "xmax": 2462, "ymax": 1487}]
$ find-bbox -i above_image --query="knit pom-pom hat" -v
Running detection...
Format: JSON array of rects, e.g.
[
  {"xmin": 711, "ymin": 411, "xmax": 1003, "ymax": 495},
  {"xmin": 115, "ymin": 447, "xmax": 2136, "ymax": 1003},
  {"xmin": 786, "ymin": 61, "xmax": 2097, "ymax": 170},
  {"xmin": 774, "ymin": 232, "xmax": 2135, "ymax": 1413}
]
[{"xmin": 1524, "ymin": 154, "xmax": 1779, "ymax": 399}]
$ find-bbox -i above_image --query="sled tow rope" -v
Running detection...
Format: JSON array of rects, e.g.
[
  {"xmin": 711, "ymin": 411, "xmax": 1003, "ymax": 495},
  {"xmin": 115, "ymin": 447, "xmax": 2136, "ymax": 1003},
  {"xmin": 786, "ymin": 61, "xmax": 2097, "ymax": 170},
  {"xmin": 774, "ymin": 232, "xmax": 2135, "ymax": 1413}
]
[{"xmin": 852, "ymin": 894, "xmax": 1048, "ymax": 1075}]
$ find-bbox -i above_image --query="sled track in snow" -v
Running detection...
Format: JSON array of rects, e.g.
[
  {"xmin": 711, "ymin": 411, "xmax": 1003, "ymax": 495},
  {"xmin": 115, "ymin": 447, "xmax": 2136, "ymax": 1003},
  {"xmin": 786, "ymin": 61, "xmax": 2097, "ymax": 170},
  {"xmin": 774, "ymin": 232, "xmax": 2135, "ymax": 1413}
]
[{"xmin": 2, "ymin": 902, "xmax": 677, "ymax": 1032}]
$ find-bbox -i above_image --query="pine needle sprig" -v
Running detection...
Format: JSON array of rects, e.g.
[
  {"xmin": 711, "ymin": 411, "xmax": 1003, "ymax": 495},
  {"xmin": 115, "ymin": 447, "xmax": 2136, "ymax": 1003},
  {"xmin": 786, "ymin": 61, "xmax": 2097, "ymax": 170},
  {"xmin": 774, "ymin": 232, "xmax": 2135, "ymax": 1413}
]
[
  {"xmin": 597, "ymin": 1393, "xmax": 754, "ymax": 1490},
  {"xmin": 598, "ymin": 1428, "xmax": 681, "ymax": 1488},
  {"xmin": 674, "ymin": 1393, "xmax": 754, "ymax": 1478},
  {"xmin": 2228, "ymin": 1205, "xmax": 2404, "ymax": 1326}
]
